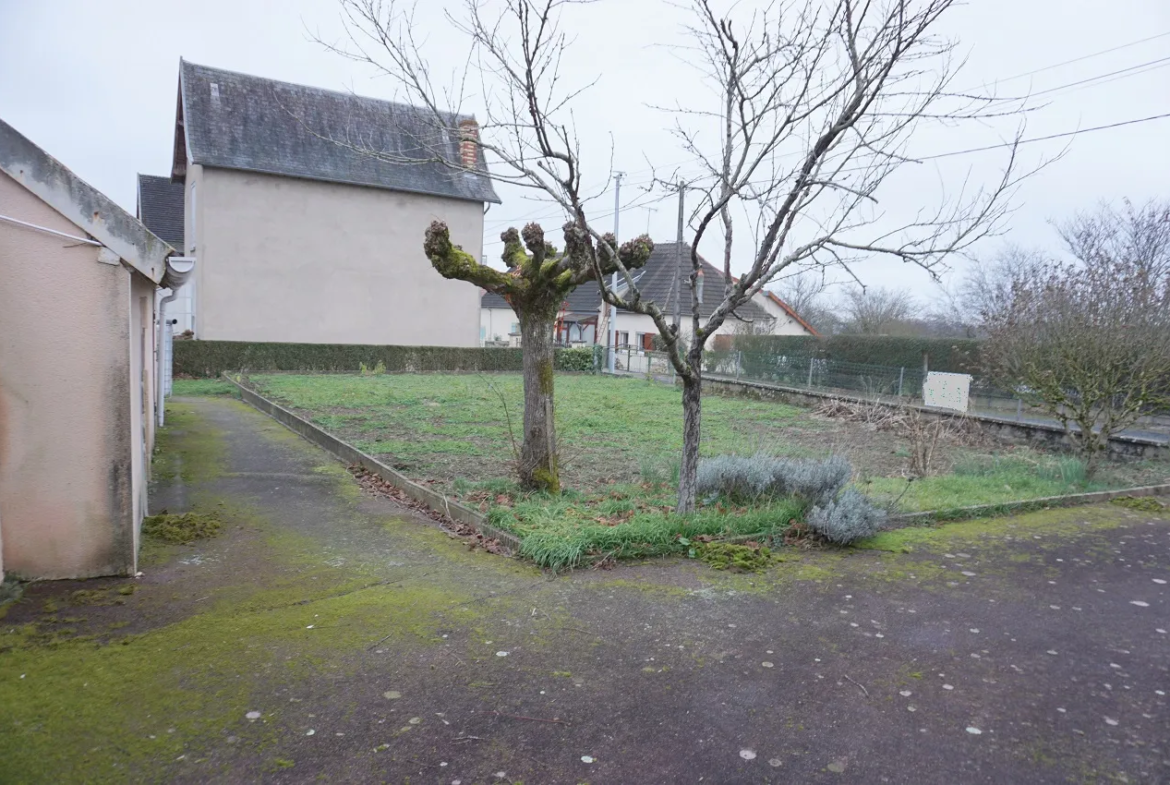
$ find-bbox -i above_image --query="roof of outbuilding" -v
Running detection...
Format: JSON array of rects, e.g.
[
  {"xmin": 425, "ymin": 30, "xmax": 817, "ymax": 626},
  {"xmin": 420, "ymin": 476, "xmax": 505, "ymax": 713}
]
[
  {"xmin": 0, "ymin": 117, "xmax": 173, "ymax": 284},
  {"xmin": 618, "ymin": 242, "xmax": 773, "ymax": 323},
  {"xmin": 175, "ymin": 60, "xmax": 500, "ymax": 204},
  {"xmin": 136, "ymin": 174, "xmax": 185, "ymax": 247}
]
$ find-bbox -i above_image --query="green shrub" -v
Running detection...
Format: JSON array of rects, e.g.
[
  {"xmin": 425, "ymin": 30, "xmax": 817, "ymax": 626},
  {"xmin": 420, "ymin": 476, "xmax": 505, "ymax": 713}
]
[
  {"xmin": 556, "ymin": 346, "xmax": 600, "ymax": 372},
  {"xmin": 174, "ymin": 341, "xmax": 601, "ymax": 378}
]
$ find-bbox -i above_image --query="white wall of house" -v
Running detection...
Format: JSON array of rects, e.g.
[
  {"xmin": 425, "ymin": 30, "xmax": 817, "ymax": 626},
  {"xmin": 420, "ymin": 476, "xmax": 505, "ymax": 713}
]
[
  {"xmin": 752, "ymin": 292, "xmax": 815, "ymax": 335},
  {"xmin": 187, "ymin": 167, "xmax": 484, "ymax": 346},
  {"xmin": 480, "ymin": 306, "xmax": 520, "ymax": 345},
  {"xmin": 607, "ymin": 311, "xmax": 762, "ymax": 348}
]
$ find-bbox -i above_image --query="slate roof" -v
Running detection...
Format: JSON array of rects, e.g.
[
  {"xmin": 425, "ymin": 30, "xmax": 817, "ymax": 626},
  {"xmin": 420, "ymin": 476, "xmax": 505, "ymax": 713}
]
[
  {"xmin": 482, "ymin": 284, "xmax": 603, "ymax": 320},
  {"xmin": 175, "ymin": 60, "xmax": 500, "ymax": 204},
  {"xmin": 479, "ymin": 243, "xmax": 777, "ymax": 325},
  {"xmin": 136, "ymin": 174, "xmax": 185, "ymax": 247},
  {"xmin": 618, "ymin": 242, "xmax": 773, "ymax": 323}
]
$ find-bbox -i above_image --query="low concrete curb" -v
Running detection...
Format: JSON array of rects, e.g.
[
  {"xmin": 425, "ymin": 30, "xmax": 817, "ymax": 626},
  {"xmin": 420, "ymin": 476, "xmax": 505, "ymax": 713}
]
[
  {"xmin": 220, "ymin": 374, "xmax": 523, "ymax": 553},
  {"xmin": 887, "ymin": 483, "xmax": 1170, "ymax": 526}
]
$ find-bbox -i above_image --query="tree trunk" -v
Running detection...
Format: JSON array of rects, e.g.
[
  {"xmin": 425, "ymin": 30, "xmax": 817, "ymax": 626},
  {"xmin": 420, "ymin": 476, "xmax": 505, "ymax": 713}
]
[
  {"xmin": 519, "ymin": 308, "xmax": 560, "ymax": 493},
  {"xmin": 677, "ymin": 359, "xmax": 703, "ymax": 513}
]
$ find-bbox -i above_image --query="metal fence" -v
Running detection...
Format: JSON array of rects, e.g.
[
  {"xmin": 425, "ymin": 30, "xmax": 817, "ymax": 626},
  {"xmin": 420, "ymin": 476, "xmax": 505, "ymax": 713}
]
[
  {"xmin": 599, "ymin": 345, "xmax": 1169, "ymax": 434},
  {"xmin": 605, "ymin": 347, "xmax": 931, "ymax": 399}
]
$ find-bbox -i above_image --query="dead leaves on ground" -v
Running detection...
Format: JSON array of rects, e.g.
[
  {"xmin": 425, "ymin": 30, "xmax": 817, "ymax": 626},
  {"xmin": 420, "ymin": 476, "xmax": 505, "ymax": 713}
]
[{"xmin": 348, "ymin": 466, "xmax": 511, "ymax": 556}]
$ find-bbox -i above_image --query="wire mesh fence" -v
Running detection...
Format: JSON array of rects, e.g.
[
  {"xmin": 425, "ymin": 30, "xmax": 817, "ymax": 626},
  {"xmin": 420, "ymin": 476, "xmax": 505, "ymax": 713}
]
[
  {"xmin": 600, "ymin": 345, "xmax": 1168, "ymax": 435},
  {"xmin": 605, "ymin": 346, "xmax": 933, "ymax": 401}
]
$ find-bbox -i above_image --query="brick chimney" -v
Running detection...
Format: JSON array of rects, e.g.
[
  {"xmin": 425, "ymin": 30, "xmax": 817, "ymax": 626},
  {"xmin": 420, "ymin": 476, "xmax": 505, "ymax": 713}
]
[{"xmin": 458, "ymin": 118, "xmax": 479, "ymax": 170}]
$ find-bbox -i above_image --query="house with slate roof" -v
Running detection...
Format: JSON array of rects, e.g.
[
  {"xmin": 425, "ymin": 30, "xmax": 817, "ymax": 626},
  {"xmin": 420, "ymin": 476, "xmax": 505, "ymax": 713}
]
[
  {"xmin": 481, "ymin": 243, "xmax": 815, "ymax": 349},
  {"xmin": 170, "ymin": 60, "xmax": 500, "ymax": 345},
  {"xmin": 606, "ymin": 242, "xmax": 816, "ymax": 350}
]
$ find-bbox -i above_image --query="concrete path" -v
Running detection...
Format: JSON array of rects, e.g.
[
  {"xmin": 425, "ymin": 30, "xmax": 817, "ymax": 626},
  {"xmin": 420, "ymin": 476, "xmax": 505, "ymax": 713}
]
[{"xmin": 2, "ymin": 396, "xmax": 1168, "ymax": 784}]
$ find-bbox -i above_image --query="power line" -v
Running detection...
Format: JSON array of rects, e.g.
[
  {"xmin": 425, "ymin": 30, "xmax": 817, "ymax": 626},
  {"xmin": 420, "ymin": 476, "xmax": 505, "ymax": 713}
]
[
  {"xmin": 917, "ymin": 111, "xmax": 1170, "ymax": 161},
  {"xmin": 965, "ymin": 30, "xmax": 1170, "ymax": 90},
  {"xmin": 1019, "ymin": 55, "xmax": 1170, "ymax": 100}
]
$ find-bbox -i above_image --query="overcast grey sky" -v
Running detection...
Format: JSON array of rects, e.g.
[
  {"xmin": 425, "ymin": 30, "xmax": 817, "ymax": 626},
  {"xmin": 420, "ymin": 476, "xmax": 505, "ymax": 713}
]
[{"xmin": 2, "ymin": 0, "xmax": 1167, "ymax": 300}]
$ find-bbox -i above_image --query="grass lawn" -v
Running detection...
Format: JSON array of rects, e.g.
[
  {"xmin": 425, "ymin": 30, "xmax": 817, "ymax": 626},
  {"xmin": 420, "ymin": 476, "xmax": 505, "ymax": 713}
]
[
  {"xmin": 172, "ymin": 378, "xmax": 239, "ymax": 397},
  {"xmin": 222, "ymin": 373, "xmax": 1168, "ymax": 567}
]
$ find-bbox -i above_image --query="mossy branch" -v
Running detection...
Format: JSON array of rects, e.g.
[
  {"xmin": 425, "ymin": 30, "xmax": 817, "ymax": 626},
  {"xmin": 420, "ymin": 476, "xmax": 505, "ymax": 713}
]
[{"xmin": 425, "ymin": 221, "xmax": 513, "ymax": 291}]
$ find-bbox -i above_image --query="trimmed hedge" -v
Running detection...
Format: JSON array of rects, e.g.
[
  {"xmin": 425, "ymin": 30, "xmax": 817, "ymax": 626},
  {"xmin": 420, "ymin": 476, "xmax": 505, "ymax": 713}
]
[
  {"xmin": 730, "ymin": 334, "xmax": 981, "ymax": 374},
  {"xmin": 173, "ymin": 340, "xmax": 601, "ymax": 378}
]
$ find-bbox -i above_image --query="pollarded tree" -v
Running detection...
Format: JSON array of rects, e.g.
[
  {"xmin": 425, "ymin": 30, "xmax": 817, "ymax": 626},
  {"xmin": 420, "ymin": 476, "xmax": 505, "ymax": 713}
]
[
  {"xmin": 980, "ymin": 256, "xmax": 1170, "ymax": 473},
  {"xmin": 323, "ymin": 0, "xmax": 1031, "ymax": 512},
  {"xmin": 424, "ymin": 220, "xmax": 652, "ymax": 492}
]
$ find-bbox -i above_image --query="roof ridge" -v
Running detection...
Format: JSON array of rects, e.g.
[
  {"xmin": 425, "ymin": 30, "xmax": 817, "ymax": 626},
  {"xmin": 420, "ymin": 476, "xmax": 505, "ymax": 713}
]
[
  {"xmin": 176, "ymin": 59, "xmax": 500, "ymax": 204},
  {"xmin": 180, "ymin": 59, "xmax": 475, "ymax": 123}
]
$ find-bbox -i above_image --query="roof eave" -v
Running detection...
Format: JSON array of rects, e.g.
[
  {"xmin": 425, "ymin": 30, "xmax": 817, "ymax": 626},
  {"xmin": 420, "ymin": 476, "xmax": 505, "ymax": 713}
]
[
  {"xmin": 0, "ymin": 118, "xmax": 174, "ymax": 283},
  {"xmin": 197, "ymin": 162, "xmax": 501, "ymax": 204}
]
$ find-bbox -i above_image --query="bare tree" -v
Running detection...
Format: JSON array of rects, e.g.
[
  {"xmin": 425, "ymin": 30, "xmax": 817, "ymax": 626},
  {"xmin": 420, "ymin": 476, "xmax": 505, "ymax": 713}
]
[
  {"xmin": 955, "ymin": 244, "xmax": 1046, "ymax": 327},
  {"xmin": 980, "ymin": 257, "xmax": 1170, "ymax": 474},
  {"xmin": 323, "ymin": 0, "xmax": 1029, "ymax": 511},
  {"xmin": 769, "ymin": 272, "xmax": 837, "ymax": 333},
  {"xmin": 840, "ymin": 286, "xmax": 918, "ymax": 334},
  {"xmin": 1059, "ymin": 198, "xmax": 1170, "ymax": 282},
  {"xmin": 424, "ymin": 222, "xmax": 652, "ymax": 491}
]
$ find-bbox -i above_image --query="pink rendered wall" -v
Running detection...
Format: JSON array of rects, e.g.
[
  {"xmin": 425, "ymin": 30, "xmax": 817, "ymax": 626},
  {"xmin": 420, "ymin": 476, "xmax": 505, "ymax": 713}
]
[{"xmin": 0, "ymin": 170, "xmax": 140, "ymax": 579}]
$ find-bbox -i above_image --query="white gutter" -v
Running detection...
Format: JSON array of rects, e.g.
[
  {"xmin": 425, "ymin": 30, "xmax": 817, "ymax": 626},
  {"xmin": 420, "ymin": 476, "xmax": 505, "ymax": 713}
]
[
  {"xmin": 156, "ymin": 256, "xmax": 196, "ymax": 427},
  {"xmin": 0, "ymin": 213, "xmax": 102, "ymax": 246}
]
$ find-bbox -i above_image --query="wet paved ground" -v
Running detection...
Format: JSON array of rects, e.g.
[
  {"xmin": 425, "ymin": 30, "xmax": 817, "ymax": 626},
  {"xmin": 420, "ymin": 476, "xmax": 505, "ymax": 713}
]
[{"xmin": 2, "ymin": 396, "xmax": 1168, "ymax": 784}]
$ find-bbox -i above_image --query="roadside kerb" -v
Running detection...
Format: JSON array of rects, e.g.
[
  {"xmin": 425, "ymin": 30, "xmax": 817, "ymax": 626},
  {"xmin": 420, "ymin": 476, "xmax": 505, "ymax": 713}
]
[
  {"xmin": 220, "ymin": 374, "xmax": 523, "ymax": 552},
  {"xmin": 886, "ymin": 483, "xmax": 1170, "ymax": 526}
]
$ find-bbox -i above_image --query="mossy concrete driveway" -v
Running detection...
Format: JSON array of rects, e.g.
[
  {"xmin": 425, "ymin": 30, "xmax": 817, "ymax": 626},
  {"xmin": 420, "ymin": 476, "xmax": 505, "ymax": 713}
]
[{"xmin": 2, "ymin": 397, "xmax": 1168, "ymax": 784}]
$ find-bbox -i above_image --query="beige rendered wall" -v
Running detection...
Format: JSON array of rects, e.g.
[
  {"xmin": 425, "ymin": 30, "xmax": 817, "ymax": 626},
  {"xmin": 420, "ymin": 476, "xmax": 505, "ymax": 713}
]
[
  {"xmin": 0, "ymin": 170, "xmax": 139, "ymax": 579},
  {"xmin": 194, "ymin": 168, "xmax": 483, "ymax": 345}
]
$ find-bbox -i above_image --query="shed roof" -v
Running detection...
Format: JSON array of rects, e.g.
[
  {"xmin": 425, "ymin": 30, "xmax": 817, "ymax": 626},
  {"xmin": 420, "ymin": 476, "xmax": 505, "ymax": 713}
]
[
  {"xmin": 136, "ymin": 174, "xmax": 185, "ymax": 248},
  {"xmin": 174, "ymin": 60, "xmax": 500, "ymax": 204},
  {"xmin": 0, "ymin": 117, "xmax": 173, "ymax": 284}
]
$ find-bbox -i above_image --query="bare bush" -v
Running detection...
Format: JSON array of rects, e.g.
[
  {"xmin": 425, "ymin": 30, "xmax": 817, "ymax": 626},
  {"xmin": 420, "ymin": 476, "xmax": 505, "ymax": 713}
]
[{"xmin": 981, "ymin": 255, "xmax": 1170, "ymax": 473}]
